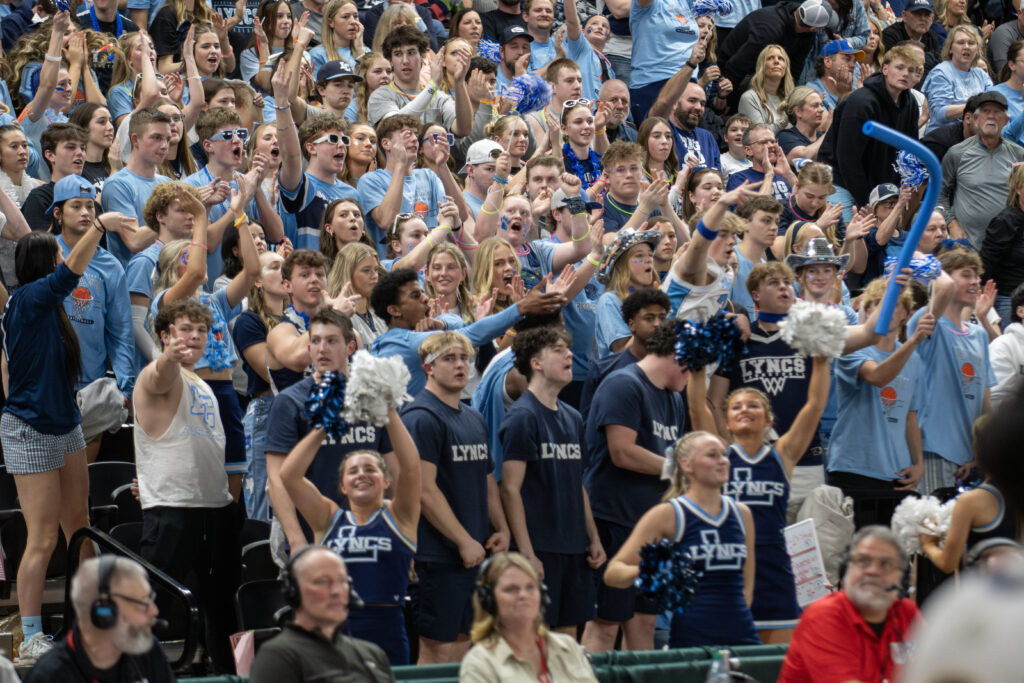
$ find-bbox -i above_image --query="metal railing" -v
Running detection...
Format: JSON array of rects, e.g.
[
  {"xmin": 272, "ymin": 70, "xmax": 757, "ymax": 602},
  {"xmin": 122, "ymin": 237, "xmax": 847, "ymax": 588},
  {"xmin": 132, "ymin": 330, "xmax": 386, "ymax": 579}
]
[{"xmin": 62, "ymin": 527, "xmax": 202, "ymax": 671}]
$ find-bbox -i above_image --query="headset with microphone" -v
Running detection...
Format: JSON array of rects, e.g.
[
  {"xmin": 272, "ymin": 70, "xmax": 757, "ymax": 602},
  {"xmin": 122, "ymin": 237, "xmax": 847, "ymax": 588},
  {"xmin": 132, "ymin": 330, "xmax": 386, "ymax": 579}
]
[
  {"xmin": 282, "ymin": 545, "xmax": 365, "ymax": 610},
  {"xmin": 90, "ymin": 555, "xmax": 169, "ymax": 631}
]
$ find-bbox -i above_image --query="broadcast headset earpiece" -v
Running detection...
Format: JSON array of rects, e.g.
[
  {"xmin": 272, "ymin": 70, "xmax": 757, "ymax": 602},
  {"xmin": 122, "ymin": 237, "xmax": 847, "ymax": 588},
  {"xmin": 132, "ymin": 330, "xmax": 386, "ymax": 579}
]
[
  {"xmin": 91, "ymin": 555, "xmax": 119, "ymax": 629},
  {"xmin": 282, "ymin": 545, "xmax": 365, "ymax": 610},
  {"xmin": 473, "ymin": 554, "xmax": 551, "ymax": 616}
]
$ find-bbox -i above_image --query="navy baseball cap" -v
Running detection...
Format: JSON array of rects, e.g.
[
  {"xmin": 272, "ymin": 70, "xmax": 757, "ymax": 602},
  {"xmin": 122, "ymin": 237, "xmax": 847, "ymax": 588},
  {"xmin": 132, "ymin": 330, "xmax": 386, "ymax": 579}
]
[
  {"xmin": 501, "ymin": 25, "xmax": 533, "ymax": 45},
  {"xmin": 316, "ymin": 60, "xmax": 364, "ymax": 83}
]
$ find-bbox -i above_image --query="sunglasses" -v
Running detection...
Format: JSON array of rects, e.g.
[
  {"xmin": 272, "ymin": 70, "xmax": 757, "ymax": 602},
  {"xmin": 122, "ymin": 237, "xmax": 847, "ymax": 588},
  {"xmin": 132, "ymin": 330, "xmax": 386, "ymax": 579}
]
[
  {"xmin": 390, "ymin": 212, "xmax": 417, "ymax": 236},
  {"xmin": 309, "ymin": 132, "xmax": 351, "ymax": 146},
  {"xmin": 209, "ymin": 128, "xmax": 250, "ymax": 143},
  {"xmin": 561, "ymin": 98, "xmax": 593, "ymax": 118},
  {"xmin": 422, "ymin": 132, "xmax": 455, "ymax": 146}
]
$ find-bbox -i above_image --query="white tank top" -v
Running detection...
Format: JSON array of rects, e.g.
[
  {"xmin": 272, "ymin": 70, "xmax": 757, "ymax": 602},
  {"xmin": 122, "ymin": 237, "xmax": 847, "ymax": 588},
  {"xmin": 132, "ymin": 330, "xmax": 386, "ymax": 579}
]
[{"xmin": 134, "ymin": 369, "xmax": 233, "ymax": 509}]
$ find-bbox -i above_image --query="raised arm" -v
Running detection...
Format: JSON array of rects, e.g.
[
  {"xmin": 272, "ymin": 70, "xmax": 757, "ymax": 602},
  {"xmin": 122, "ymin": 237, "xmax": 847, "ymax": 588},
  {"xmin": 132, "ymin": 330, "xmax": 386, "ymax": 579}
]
[
  {"xmin": 677, "ymin": 182, "xmax": 759, "ymax": 285},
  {"xmin": 857, "ymin": 312, "xmax": 935, "ymax": 387},
  {"xmin": 225, "ymin": 204, "xmax": 262, "ymax": 308},
  {"xmin": 384, "ymin": 405, "xmax": 421, "ymax": 538},
  {"xmin": 686, "ymin": 366, "xmax": 722, "ymax": 436},
  {"xmin": 181, "ymin": 28, "xmax": 206, "ymax": 132},
  {"xmin": 775, "ymin": 356, "xmax": 830, "ymax": 474},
  {"xmin": 648, "ymin": 36, "xmax": 705, "ymax": 120},
  {"xmin": 550, "ymin": 173, "xmax": 593, "ymax": 269},
  {"xmin": 272, "ymin": 61, "xmax": 304, "ymax": 194},
  {"xmin": 25, "ymin": 12, "xmax": 70, "ymax": 122},
  {"xmin": 158, "ymin": 192, "xmax": 208, "ymax": 306},
  {"xmin": 279, "ymin": 427, "xmax": 337, "ymax": 536}
]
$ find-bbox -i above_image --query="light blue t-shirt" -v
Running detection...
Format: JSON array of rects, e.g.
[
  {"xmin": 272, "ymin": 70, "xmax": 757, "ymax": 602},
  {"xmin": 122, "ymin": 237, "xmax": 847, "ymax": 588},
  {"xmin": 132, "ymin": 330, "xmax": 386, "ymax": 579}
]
[
  {"xmin": 309, "ymin": 44, "xmax": 362, "ymax": 74},
  {"xmin": 125, "ymin": 0, "xmax": 162, "ymax": 27},
  {"xmin": 628, "ymin": 0, "xmax": 697, "ymax": 89},
  {"xmin": 125, "ymin": 241, "xmax": 162, "ymax": 372},
  {"xmin": 22, "ymin": 108, "xmax": 69, "ymax": 182},
  {"xmin": 515, "ymin": 238, "xmax": 558, "ymax": 291},
  {"xmin": 807, "ymin": 79, "xmax": 839, "ymax": 112},
  {"xmin": 595, "ymin": 290, "xmax": 631, "ymax": 358},
  {"xmin": 357, "ymin": 168, "xmax": 447, "ymax": 258},
  {"xmin": 990, "ymin": 82, "xmax": 1024, "ymax": 126},
  {"xmin": 107, "ymin": 82, "xmax": 134, "ymax": 122},
  {"xmin": 729, "ymin": 249, "xmax": 760, "ymax": 321},
  {"xmin": 566, "ymin": 32, "xmax": 611, "ymax": 102},
  {"xmin": 530, "ymin": 40, "xmax": 557, "ymax": 71},
  {"xmin": 715, "ymin": 0, "xmax": 761, "ymax": 28},
  {"xmin": 100, "ymin": 168, "xmax": 173, "ymax": 267},
  {"xmin": 57, "ymin": 236, "xmax": 136, "ymax": 395},
  {"xmin": 182, "ymin": 166, "xmax": 262, "ymax": 285},
  {"xmin": 922, "ymin": 61, "xmax": 993, "ymax": 134},
  {"xmin": 463, "ymin": 190, "xmax": 485, "ymax": 219},
  {"xmin": 908, "ymin": 310, "xmax": 996, "ymax": 465},
  {"xmin": 829, "ymin": 344, "xmax": 925, "ymax": 481}
]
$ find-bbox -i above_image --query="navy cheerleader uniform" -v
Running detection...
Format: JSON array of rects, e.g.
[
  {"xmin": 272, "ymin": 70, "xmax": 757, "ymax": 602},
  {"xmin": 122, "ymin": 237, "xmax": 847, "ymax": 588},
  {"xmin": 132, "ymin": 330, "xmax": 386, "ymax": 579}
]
[
  {"xmin": 966, "ymin": 483, "xmax": 1018, "ymax": 548},
  {"xmin": 723, "ymin": 443, "xmax": 801, "ymax": 629},
  {"xmin": 321, "ymin": 507, "xmax": 416, "ymax": 665},
  {"xmin": 667, "ymin": 494, "xmax": 759, "ymax": 647}
]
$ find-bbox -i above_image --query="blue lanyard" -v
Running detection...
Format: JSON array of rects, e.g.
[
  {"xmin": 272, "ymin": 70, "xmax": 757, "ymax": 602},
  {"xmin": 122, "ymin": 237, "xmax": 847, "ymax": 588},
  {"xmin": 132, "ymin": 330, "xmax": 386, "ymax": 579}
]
[{"xmin": 89, "ymin": 4, "xmax": 124, "ymax": 37}]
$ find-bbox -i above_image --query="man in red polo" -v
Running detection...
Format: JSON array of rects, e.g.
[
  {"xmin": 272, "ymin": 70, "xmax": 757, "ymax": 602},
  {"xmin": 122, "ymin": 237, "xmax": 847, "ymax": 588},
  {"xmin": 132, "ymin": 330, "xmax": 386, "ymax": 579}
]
[{"xmin": 779, "ymin": 525, "xmax": 922, "ymax": 683}]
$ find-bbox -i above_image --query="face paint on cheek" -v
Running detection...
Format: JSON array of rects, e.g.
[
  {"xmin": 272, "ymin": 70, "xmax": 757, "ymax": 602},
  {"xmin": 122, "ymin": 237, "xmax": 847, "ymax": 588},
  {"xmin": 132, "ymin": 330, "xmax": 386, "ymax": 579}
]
[{"xmin": 500, "ymin": 216, "xmax": 509, "ymax": 231}]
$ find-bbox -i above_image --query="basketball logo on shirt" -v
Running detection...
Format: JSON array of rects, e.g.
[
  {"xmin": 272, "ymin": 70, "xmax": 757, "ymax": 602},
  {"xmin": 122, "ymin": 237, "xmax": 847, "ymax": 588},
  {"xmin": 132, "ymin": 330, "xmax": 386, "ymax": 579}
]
[
  {"xmin": 960, "ymin": 362, "xmax": 976, "ymax": 399},
  {"xmin": 880, "ymin": 386, "xmax": 901, "ymax": 423},
  {"xmin": 69, "ymin": 285, "xmax": 94, "ymax": 322},
  {"xmin": 414, "ymin": 200, "xmax": 429, "ymax": 218},
  {"xmin": 688, "ymin": 529, "xmax": 746, "ymax": 570},
  {"xmin": 724, "ymin": 467, "xmax": 785, "ymax": 506}
]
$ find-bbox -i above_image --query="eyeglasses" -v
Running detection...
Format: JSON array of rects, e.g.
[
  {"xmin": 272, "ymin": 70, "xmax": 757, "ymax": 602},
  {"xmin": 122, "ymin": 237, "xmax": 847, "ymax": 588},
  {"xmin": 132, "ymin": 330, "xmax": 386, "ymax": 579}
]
[
  {"xmin": 422, "ymin": 132, "xmax": 455, "ymax": 146},
  {"xmin": 390, "ymin": 212, "xmax": 417, "ymax": 236},
  {"xmin": 309, "ymin": 132, "xmax": 351, "ymax": 146},
  {"xmin": 133, "ymin": 73, "xmax": 166, "ymax": 85},
  {"xmin": 112, "ymin": 590, "xmax": 158, "ymax": 609},
  {"xmin": 850, "ymin": 554, "xmax": 902, "ymax": 573},
  {"xmin": 166, "ymin": 114, "xmax": 184, "ymax": 123},
  {"xmin": 209, "ymin": 128, "xmax": 250, "ymax": 143}
]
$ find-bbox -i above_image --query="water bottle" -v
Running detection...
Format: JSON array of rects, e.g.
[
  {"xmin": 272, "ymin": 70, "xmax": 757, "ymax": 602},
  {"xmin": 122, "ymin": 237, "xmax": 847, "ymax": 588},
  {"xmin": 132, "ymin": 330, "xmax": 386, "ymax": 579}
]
[{"xmin": 705, "ymin": 649, "xmax": 731, "ymax": 682}]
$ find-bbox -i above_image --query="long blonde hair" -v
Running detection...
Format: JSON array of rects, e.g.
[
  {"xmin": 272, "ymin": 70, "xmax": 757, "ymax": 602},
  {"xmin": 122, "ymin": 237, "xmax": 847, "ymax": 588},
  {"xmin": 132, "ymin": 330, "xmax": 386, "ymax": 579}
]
[
  {"xmin": 372, "ymin": 5, "xmax": 420, "ymax": 54},
  {"xmin": 440, "ymin": 38, "xmax": 472, "ymax": 92},
  {"xmin": 749, "ymin": 45, "xmax": 794, "ymax": 125},
  {"xmin": 168, "ymin": 0, "xmax": 213, "ymax": 26},
  {"xmin": 320, "ymin": 0, "xmax": 360, "ymax": 60},
  {"xmin": 472, "ymin": 237, "xmax": 519, "ymax": 313},
  {"xmin": 469, "ymin": 552, "xmax": 549, "ymax": 646},
  {"xmin": 662, "ymin": 431, "xmax": 727, "ymax": 501},
  {"xmin": 327, "ymin": 242, "xmax": 384, "ymax": 298},
  {"xmin": 354, "ymin": 52, "xmax": 387, "ymax": 123},
  {"xmin": 153, "ymin": 239, "xmax": 190, "ymax": 296},
  {"xmin": 940, "ymin": 24, "xmax": 983, "ymax": 67},
  {"xmin": 109, "ymin": 32, "xmax": 145, "ymax": 91},
  {"xmin": 608, "ymin": 244, "xmax": 660, "ymax": 300},
  {"xmin": 425, "ymin": 243, "xmax": 476, "ymax": 323}
]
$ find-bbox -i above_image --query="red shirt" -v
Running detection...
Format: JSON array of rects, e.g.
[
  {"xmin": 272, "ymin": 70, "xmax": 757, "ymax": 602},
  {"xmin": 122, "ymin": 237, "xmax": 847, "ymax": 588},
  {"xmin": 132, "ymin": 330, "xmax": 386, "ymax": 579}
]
[{"xmin": 778, "ymin": 591, "xmax": 922, "ymax": 683}]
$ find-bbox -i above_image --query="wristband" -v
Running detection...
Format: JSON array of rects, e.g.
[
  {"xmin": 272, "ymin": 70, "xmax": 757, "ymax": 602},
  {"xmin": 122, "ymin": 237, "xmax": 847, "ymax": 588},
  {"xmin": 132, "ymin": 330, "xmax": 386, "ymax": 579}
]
[
  {"xmin": 695, "ymin": 219, "xmax": 719, "ymax": 241},
  {"xmin": 92, "ymin": 219, "xmax": 107, "ymax": 234},
  {"xmin": 586, "ymin": 254, "xmax": 601, "ymax": 267},
  {"xmin": 493, "ymin": 174, "xmax": 508, "ymax": 185},
  {"xmin": 686, "ymin": 60, "xmax": 698, "ymax": 69},
  {"xmin": 234, "ymin": 214, "xmax": 246, "ymax": 227},
  {"xmin": 190, "ymin": 240, "xmax": 208, "ymax": 250},
  {"xmin": 480, "ymin": 197, "xmax": 503, "ymax": 215},
  {"xmin": 275, "ymin": 104, "xmax": 291, "ymax": 110},
  {"xmin": 595, "ymin": 128, "xmax": 606, "ymax": 136},
  {"xmin": 572, "ymin": 226, "xmax": 592, "ymax": 242},
  {"xmin": 45, "ymin": 54, "xmax": 62, "ymax": 63}
]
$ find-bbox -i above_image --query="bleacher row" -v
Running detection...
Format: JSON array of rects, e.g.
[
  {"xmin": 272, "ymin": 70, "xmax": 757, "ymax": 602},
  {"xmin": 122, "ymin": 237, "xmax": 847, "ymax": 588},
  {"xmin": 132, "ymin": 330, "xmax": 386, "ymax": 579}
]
[{"xmin": 183, "ymin": 645, "xmax": 790, "ymax": 683}]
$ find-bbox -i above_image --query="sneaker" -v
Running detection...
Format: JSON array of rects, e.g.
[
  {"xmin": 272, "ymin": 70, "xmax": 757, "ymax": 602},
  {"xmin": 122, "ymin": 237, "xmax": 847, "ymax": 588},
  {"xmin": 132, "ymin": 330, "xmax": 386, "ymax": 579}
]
[{"xmin": 16, "ymin": 633, "xmax": 53, "ymax": 666}]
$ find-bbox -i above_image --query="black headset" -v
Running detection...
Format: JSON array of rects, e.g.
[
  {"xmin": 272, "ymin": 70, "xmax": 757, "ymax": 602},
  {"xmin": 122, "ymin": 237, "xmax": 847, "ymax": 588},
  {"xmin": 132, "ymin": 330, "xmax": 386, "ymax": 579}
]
[
  {"xmin": 473, "ymin": 554, "xmax": 551, "ymax": 616},
  {"xmin": 836, "ymin": 544, "xmax": 912, "ymax": 597},
  {"xmin": 91, "ymin": 555, "xmax": 119, "ymax": 630},
  {"xmin": 282, "ymin": 545, "xmax": 364, "ymax": 610}
]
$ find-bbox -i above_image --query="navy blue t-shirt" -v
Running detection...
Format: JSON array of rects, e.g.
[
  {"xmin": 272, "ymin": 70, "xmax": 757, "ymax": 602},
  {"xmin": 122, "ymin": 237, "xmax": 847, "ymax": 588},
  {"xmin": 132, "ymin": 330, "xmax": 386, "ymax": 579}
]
[
  {"xmin": 579, "ymin": 348, "xmax": 641, "ymax": 422},
  {"xmin": 500, "ymin": 391, "xmax": 588, "ymax": 554},
  {"xmin": 231, "ymin": 310, "xmax": 272, "ymax": 397},
  {"xmin": 718, "ymin": 325, "xmax": 822, "ymax": 466},
  {"xmin": 601, "ymin": 195, "xmax": 660, "ymax": 233},
  {"xmin": 265, "ymin": 376, "xmax": 392, "ymax": 507},
  {"xmin": 401, "ymin": 388, "xmax": 493, "ymax": 563},
  {"xmin": 585, "ymin": 363, "xmax": 686, "ymax": 527}
]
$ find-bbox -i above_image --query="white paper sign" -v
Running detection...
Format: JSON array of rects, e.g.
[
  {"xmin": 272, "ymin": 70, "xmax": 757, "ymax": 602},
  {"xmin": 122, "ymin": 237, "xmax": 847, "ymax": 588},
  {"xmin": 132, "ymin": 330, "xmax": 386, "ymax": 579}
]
[{"xmin": 784, "ymin": 519, "xmax": 829, "ymax": 607}]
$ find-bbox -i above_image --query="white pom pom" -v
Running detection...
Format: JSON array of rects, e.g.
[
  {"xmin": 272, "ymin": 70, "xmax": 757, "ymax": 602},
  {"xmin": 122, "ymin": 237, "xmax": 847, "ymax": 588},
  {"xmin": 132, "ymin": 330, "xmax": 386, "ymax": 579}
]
[
  {"xmin": 891, "ymin": 495, "xmax": 954, "ymax": 555},
  {"xmin": 778, "ymin": 300, "xmax": 849, "ymax": 358},
  {"xmin": 342, "ymin": 351, "xmax": 412, "ymax": 427}
]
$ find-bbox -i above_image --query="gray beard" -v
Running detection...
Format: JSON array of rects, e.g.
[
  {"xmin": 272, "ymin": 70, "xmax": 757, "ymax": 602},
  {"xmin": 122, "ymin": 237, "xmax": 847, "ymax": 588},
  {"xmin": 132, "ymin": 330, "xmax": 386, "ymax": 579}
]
[{"xmin": 112, "ymin": 625, "xmax": 154, "ymax": 656}]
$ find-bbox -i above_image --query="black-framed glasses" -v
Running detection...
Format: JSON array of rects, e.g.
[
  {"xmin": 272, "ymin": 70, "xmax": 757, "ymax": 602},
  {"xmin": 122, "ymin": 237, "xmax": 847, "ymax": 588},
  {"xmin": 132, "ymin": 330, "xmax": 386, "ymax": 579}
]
[
  {"xmin": 309, "ymin": 132, "xmax": 351, "ymax": 146},
  {"xmin": 112, "ymin": 590, "xmax": 158, "ymax": 609},
  {"xmin": 422, "ymin": 132, "xmax": 454, "ymax": 146},
  {"xmin": 209, "ymin": 128, "xmax": 250, "ymax": 143}
]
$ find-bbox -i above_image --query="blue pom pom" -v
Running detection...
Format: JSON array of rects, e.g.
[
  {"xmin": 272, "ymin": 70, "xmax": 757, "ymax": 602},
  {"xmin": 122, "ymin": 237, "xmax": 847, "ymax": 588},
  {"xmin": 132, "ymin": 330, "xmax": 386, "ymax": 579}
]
[
  {"xmin": 302, "ymin": 371, "xmax": 350, "ymax": 441},
  {"xmin": 478, "ymin": 39, "xmax": 501, "ymax": 64},
  {"xmin": 893, "ymin": 150, "xmax": 929, "ymax": 189},
  {"xmin": 635, "ymin": 540, "xmax": 701, "ymax": 614},
  {"xmin": 498, "ymin": 73, "xmax": 552, "ymax": 115},
  {"xmin": 673, "ymin": 311, "xmax": 745, "ymax": 372},
  {"xmin": 691, "ymin": 0, "xmax": 734, "ymax": 18},
  {"xmin": 884, "ymin": 254, "xmax": 942, "ymax": 284}
]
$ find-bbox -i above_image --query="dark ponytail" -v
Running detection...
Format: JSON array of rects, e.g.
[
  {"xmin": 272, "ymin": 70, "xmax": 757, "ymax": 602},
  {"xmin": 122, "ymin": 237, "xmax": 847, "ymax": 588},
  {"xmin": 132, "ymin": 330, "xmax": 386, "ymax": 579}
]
[{"xmin": 15, "ymin": 232, "xmax": 83, "ymax": 390}]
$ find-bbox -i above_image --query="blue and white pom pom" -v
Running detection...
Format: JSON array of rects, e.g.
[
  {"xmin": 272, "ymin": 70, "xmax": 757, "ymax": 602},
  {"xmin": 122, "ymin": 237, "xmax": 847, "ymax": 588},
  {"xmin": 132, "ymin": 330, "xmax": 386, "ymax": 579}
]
[
  {"xmin": 674, "ymin": 311, "xmax": 745, "ymax": 372},
  {"xmin": 635, "ymin": 540, "xmax": 701, "ymax": 614},
  {"xmin": 498, "ymin": 73, "xmax": 552, "ymax": 115},
  {"xmin": 778, "ymin": 300, "xmax": 849, "ymax": 358},
  {"xmin": 691, "ymin": 0, "xmax": 733, "ymax": 18},
  {"xmin": 342, "ymin": 351, "xmax": 412, "ymax": 427},
  {"xmin": 303, "ymin": 371, "xmax": 349, "ymax": 440},
  {"xmin": 478, "ymin": 39, "xmax": 501, "ymax": 64},
  {"xmin": 893, "ymin": 150, "xmax": 929, "ymax": 189},
  {"xmin": 884, "ymin": 254, "xmax": 942, "ymax": 284}
]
